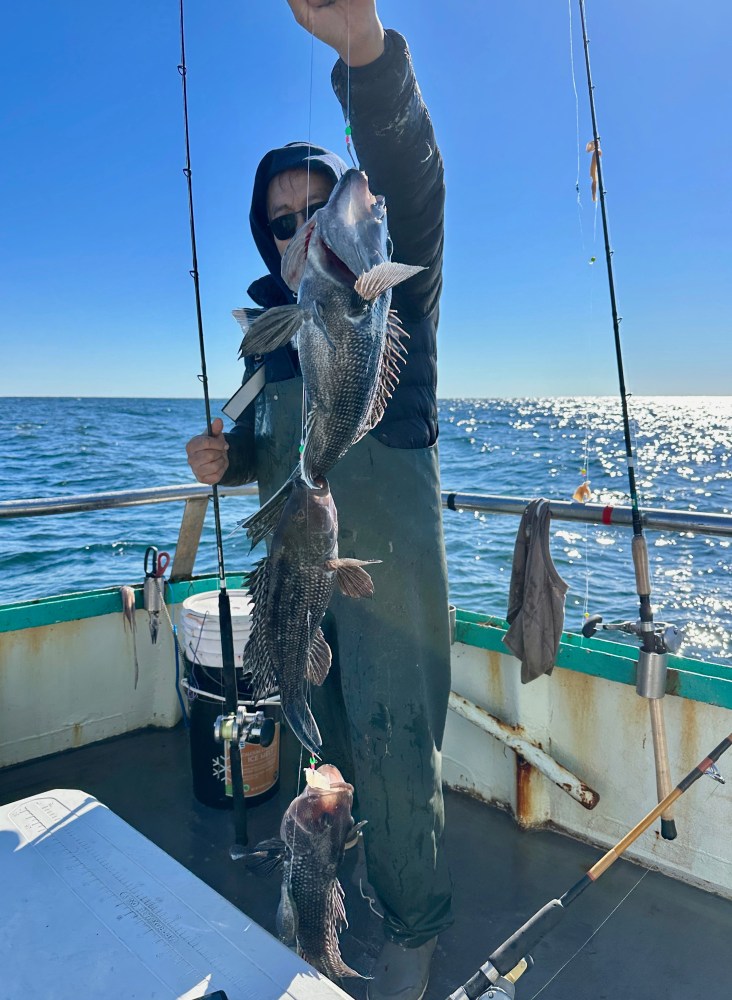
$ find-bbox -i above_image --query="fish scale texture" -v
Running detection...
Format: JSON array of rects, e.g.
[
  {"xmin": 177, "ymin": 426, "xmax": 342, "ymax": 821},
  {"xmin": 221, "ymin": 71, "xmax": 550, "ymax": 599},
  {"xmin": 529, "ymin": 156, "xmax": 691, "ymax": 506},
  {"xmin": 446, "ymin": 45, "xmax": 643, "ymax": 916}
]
[
  {"xmin": 298, "ymin": 255, "xmax": 393, "ymax": 487},
  {"xmin": 245, "ymin": 481, "xmax": 340, "ymax": 751}
]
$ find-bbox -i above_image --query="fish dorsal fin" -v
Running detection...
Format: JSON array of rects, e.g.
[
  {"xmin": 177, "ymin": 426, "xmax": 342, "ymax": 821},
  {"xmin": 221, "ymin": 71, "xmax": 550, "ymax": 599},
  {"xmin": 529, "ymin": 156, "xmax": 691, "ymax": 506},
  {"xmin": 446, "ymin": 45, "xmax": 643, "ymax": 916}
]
[
  {"xmin": 307, "ymin": 879, "xmax": 363, "ymax": 979},
  {"xmin": 354, "ymin": 261, "xmax": 426, "ymax": 302},
  {"xmin": 282, "ymin": 216, "xmax": 318, "ymax": 292},
  {"xmin": 357, "ymin": 309, "xmax": 409, "ymax": 437},
  {"xmin": 244, "ymin": 472, "xmax": 296, "ymax": 549},
  {"xmin": 306, "ymin": 627, "xmax": 332, "ymax": 686},
  {"xmin": 241, "ymin": 837, "xmax": 288, "ymax": 877},
  {"xmin": 331, "ymin": 878, "xmax": 348, "ymax": 932},
  {"xmin": 235, "ymin": 304, "xmax": 303, "ymax": 357},
  {"xmin": 243, "ymin": 558, "xmax": 277, "ymax": 702},
  {"xmin": 324, "ymin": 558, "xmax": 380, "ymax": 598},
  {"xmin": 232, "ymin": 308, "xmax": 266, "ymax": 357}
]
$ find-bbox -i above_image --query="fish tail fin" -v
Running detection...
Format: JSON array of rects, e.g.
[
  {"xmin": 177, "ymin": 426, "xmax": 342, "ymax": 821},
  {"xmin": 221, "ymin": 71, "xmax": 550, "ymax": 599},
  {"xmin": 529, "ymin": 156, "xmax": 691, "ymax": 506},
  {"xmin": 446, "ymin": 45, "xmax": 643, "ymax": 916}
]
[
  {"xmin": 282, "ymin": 697, "xmax": 322, "ymax": 758},
  {"xmin": 308, "ymin": 952, "xmax": 367, "ymax": 980},
  {"xmin": 299, "ymin": 412, "xmax": 321, "ymax": 488},
  {"xmin": 244, "ymin": 471, "xmax": 296, "ymax": 549}
]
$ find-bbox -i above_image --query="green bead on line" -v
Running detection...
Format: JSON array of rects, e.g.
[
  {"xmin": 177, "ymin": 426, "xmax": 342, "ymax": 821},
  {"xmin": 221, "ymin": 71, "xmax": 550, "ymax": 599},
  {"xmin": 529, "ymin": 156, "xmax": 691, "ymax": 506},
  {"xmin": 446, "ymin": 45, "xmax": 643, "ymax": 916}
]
[
  {"xmin": 299, "ymin": 444, "xmax": 304, "ymax": 454},
  {"xmin": 345, "ymin": 125, "xmax": 352, "ymax": 136}
]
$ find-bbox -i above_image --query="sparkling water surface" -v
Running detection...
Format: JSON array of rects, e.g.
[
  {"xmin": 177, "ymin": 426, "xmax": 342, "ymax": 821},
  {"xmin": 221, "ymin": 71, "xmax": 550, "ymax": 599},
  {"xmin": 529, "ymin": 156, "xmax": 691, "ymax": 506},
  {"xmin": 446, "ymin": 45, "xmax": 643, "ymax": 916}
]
[{"xmin": 2, "ymin": 396, "xmax": 730, "ymax": 666}]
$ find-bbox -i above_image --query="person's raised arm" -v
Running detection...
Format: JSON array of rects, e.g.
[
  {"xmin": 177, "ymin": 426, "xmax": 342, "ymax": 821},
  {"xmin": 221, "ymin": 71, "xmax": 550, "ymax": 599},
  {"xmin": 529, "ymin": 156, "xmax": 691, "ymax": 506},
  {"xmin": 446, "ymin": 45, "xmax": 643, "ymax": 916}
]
[{"xmin": 286, "ymin": 1, "xmax": 444, "ymax": 321}]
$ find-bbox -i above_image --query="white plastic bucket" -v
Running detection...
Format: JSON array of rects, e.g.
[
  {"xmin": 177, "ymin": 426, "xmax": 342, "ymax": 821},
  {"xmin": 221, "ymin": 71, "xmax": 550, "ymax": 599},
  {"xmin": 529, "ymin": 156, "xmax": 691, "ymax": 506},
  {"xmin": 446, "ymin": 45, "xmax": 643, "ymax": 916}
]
[{"xmin": 181, "ymin": 590, "xmax": 253, "ymax": 668}]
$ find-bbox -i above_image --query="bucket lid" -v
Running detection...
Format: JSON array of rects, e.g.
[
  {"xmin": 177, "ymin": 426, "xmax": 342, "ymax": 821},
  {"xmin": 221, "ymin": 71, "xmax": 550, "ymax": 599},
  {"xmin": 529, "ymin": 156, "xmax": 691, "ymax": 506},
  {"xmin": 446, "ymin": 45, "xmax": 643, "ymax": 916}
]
[{"xmin": 181, "ymin": 590, "xmax": 252, "ymax": 621}]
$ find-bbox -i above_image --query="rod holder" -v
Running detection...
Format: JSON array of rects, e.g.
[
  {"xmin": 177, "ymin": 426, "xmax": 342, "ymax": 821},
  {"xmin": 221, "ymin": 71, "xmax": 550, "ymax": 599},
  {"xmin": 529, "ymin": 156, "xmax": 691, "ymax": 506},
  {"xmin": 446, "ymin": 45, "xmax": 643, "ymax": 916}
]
[{"xmin": 636, "ymin": 650, "xmax": 668, "ymax": 700}]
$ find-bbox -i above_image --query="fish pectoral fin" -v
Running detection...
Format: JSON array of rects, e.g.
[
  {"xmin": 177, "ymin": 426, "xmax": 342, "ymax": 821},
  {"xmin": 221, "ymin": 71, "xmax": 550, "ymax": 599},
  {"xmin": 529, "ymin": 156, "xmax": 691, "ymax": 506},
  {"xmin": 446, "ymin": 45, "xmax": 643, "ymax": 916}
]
[
  {"xmin": 244, "ymin": 472, "xmax": 296, "ymax": 549},
  {"xmin": 236, "ymin": 304, "xmax": 303, "ymax": 356},
  {"xmin": 240, "ymin": 837, "xmax": 287, "ymax": 877},
  {"xmin": 232, "ymin": 308, "xmax": 266, "ymax": 356},
  {"xmin": 306, "ymin": 628, "xmax": 332, "ymax": 686},
  {"xmin": 325, "ymin": 558, "xmax": 381, "ymax": 599},
  {"xmin": 353, "ymin": 261, "xmax": 426, "ymax": 302},
  {"xmin": 276, "ymin": 881, "xmax": 299, "ymax": 946}
]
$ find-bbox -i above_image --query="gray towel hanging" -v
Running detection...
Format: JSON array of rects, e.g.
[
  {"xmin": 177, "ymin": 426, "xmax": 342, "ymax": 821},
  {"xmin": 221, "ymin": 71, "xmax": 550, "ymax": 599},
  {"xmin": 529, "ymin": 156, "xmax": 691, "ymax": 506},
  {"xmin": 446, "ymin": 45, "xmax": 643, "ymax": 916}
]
[{"xmin": 504, "ymin": 498, "xmax": 569, "ymax": 683}]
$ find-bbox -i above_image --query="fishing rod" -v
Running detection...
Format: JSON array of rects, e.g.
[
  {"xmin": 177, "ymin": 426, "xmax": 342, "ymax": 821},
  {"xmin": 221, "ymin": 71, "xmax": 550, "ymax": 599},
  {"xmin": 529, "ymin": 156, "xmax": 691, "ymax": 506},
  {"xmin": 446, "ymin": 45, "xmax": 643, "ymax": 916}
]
[
  {"xmin": 446, "ymin": 730, "xmax": 730, "ymax": 999},
  {"xmin": 576, "ymin": 0, "xmax": 679, "ymax": 840},
  {"xmin": 177, "ymin": 0, "xmax": 249, "ymax": 851}
]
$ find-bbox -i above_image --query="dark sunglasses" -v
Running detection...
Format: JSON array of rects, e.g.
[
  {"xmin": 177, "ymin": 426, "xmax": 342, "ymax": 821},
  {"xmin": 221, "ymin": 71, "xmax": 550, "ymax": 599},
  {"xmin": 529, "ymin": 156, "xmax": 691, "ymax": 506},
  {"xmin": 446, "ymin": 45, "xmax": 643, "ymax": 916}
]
[{"xmin": 269, "ymin": 201, "xmax": 329, "ymax": 242}]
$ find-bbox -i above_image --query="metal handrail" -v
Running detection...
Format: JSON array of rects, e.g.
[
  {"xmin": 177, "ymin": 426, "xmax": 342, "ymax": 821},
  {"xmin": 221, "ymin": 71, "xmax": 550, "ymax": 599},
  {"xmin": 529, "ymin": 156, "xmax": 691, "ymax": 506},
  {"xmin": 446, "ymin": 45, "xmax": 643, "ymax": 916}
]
[
  {"xmin": 0, "ymin": 484, "xmax": 258, "ymax": 518},
  {"xmin": 444, "ymin": 493, "xmax": 732, "ymax": 538},
  {"xmin": 1, "ymin": 484, "xmax": 731, "ymax": 537}
]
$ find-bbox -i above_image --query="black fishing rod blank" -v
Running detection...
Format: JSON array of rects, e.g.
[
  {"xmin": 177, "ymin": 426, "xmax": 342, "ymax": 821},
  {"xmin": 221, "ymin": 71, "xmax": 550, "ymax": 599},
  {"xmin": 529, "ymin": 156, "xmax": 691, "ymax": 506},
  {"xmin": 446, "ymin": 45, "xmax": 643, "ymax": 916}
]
[
  {"xmin": 177, "ymin": 0, "xmax": 248, "ymax": 851},
  {"xmin": 577, "ymin": 0, "xmax": 677, "ymax": 840},
  {"xmin": 446, "ymin": 730, "xmax": 730, "ymax": 1000}
]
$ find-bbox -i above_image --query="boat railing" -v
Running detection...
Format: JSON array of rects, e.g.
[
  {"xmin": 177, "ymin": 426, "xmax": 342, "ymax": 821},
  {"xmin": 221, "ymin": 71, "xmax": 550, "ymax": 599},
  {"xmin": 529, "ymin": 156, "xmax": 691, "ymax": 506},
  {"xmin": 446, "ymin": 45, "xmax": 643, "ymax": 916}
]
[{"xmin": 1, "ymin": 484, "xmax": 731, "ymax": 582}]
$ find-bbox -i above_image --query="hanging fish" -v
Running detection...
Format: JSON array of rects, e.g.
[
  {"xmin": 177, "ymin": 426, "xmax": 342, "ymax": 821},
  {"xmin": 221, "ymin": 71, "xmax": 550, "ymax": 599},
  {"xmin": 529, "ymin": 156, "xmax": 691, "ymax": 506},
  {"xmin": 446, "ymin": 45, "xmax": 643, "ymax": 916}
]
[
  {"xmin": 244, "ymin": 764, "xmax": 366, "ymax": 981},
  {"xmin": 234, "ymin": 168, "xmax": 422, "ymax": 546},
  {"xmin": 119, "ymin": 585, "xmax": 140, "ymax": 689},
  {"xmin": 244, "ymin": 476, "xmax": 378, "ymax": 757},
  {"xmin": 586, "ymin": 139, "xmax": 602, "ymax": 202}
]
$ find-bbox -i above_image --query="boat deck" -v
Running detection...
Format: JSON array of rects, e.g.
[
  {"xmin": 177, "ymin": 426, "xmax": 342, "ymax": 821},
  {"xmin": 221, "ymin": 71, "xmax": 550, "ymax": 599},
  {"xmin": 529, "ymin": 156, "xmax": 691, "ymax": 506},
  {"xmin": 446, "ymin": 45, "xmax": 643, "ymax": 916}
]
[{"xmin": 2, "ymin": 724, "xmax": 730, "ymax": 1000}]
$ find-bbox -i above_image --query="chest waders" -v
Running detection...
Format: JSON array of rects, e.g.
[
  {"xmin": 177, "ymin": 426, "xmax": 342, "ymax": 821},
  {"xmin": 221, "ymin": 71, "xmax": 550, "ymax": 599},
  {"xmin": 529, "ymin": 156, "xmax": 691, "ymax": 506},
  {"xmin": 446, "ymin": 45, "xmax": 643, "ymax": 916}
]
[{"xmin": 253, "ymin": 376, "xmax": 454, "ymax": 946}]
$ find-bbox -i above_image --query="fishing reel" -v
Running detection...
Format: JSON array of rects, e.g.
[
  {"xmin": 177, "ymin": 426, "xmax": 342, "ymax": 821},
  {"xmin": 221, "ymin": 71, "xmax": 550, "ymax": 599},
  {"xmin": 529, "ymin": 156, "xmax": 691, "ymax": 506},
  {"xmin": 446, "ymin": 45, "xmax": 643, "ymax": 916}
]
[
  {"xmin": 582, "ymin": 614, "xmax": 683, "ymax": 656},
  {"xmin": 214, "ymin": 707, "xmax": 276, "ymax": 748}
]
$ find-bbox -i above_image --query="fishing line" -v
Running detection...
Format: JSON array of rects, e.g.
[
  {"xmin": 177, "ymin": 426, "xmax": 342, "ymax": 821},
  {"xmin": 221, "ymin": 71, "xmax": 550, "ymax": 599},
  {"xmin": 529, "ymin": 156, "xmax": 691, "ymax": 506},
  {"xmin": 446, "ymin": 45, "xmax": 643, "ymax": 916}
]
[
  {"xmin": 344, "ymin": 0, "xmax": 357, "ymax": 167},
  {"xmin": 528, "ymin": 868, "xmax": 650, "ymax": 1000},
  {"xmin": 567, "ymin": 0, "xmax": 583, "ymax": 223},
  {"xmin": 567, "ymin": 0, "xmax": 596, "ymax": 631},
  {"xmin": 177, "ymin": 0, "xmax": 248, "ymax": 847}
]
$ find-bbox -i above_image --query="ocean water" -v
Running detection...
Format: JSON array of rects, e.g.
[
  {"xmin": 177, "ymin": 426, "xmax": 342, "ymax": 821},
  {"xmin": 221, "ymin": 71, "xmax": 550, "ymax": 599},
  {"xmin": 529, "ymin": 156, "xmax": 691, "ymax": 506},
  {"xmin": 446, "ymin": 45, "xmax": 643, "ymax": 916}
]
[{"xmin": 2, "ymin": 396, "xmax": 731, "ymax": 666}]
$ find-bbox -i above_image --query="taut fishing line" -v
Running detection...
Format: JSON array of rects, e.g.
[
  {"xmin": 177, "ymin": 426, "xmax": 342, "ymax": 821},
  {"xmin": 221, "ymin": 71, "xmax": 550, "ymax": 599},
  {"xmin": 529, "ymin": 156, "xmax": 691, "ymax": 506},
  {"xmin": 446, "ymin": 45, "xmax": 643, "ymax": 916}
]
[
  {"xmin": 528, "ymin": 868, "xmax": 650, "ymax": 1000},
  {"xmin": 568, "ymin": 0, "xmax": 594, "ymax": 631}
]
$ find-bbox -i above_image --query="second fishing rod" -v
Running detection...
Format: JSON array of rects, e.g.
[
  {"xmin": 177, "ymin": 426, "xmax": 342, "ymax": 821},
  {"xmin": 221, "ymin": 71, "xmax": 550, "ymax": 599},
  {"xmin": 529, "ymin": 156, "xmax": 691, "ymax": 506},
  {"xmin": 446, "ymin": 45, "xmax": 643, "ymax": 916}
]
[{"xmin": 577, "ymin": 0, "xmax": 680, "ymax": 841}]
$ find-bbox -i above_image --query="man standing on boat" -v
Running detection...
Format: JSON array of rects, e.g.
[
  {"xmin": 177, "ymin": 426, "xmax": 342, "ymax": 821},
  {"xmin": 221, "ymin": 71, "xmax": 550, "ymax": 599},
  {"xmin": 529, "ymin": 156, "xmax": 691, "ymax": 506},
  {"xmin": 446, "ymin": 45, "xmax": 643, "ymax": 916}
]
[{"xmin": 186, "ymin": 2, "xmax": 452, "ymax": 996}]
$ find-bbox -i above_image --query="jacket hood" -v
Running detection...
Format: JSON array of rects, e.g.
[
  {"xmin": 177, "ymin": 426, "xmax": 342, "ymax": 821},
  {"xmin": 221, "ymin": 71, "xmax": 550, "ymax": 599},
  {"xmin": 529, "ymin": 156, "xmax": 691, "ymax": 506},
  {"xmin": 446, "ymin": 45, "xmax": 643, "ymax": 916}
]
[{"xmin": 249, "ymin": 141, "xmax": 349, "ymax": 303}]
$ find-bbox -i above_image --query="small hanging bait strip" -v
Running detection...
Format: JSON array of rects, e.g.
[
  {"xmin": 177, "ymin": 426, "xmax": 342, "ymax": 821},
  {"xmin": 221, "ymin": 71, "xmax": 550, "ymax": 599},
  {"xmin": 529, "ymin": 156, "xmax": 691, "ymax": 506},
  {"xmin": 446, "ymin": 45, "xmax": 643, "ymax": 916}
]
[{"xmin": 586, "ymin": 138, "xmax": 602, "ymax": 201}]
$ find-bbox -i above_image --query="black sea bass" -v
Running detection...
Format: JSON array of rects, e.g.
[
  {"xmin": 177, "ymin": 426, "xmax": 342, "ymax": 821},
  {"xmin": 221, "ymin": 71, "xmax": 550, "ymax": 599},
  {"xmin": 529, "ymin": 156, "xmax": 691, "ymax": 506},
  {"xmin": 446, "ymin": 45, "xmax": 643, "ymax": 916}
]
[
  {"xmin": 234, "ymin": 169, "xmax": 423, "ymax": 545},
  {"xmin": 244, "ymin": 764, "xmax": 366, "ymax": 980},
  {"xmin": 244, "ymin": 476, "xmax": 377, "ymax": 757}
]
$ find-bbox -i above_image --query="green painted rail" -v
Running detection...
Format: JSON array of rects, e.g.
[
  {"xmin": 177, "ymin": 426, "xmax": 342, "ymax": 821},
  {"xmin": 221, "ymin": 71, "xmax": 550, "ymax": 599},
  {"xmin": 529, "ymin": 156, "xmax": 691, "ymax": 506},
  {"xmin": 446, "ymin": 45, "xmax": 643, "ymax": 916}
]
[{"xmin": 2, "ymin": 580, "xmax": 731, "ymax": 711}]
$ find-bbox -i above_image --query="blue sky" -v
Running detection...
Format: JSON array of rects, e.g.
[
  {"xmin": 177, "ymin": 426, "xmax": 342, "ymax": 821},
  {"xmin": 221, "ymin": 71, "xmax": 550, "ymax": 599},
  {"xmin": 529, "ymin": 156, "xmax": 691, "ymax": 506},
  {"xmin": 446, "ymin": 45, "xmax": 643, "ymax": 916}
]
[{"xmin": 2, "ymin": 1, "xmax": 730, "ymax": 398}]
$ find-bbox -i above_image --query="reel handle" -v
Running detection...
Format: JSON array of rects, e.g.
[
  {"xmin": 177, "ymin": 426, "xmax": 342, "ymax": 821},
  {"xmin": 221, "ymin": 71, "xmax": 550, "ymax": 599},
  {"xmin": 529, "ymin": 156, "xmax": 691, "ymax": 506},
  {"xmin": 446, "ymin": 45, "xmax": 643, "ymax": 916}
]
[{"xmin": 582, "ymin": 614, "xmax": 603, "ymax": 638}]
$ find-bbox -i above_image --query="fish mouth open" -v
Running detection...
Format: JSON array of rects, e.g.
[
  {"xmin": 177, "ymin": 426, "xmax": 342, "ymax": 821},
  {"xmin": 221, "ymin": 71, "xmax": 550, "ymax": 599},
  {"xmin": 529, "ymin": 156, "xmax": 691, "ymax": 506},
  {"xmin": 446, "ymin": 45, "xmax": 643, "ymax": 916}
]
[{"xmin": 320, "ymin": 238, "xmax": 358, "ymax": 287}]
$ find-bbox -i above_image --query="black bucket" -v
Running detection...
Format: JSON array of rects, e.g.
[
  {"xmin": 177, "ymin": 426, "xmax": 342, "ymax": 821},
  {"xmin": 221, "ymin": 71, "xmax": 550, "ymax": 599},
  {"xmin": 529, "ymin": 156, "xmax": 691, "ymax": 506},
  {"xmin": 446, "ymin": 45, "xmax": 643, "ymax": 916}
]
[{"xmin": 185, "ymin": 657, "xmax": 280, "ymax": 809}]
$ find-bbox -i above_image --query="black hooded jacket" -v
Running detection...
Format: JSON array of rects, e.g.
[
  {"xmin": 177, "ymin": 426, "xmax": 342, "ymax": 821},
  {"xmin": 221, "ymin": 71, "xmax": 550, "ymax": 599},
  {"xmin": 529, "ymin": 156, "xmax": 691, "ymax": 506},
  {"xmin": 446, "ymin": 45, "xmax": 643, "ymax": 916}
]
[{"xmin": 223, "ymin": 29, "xmax": 444, "ymax": 483}]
